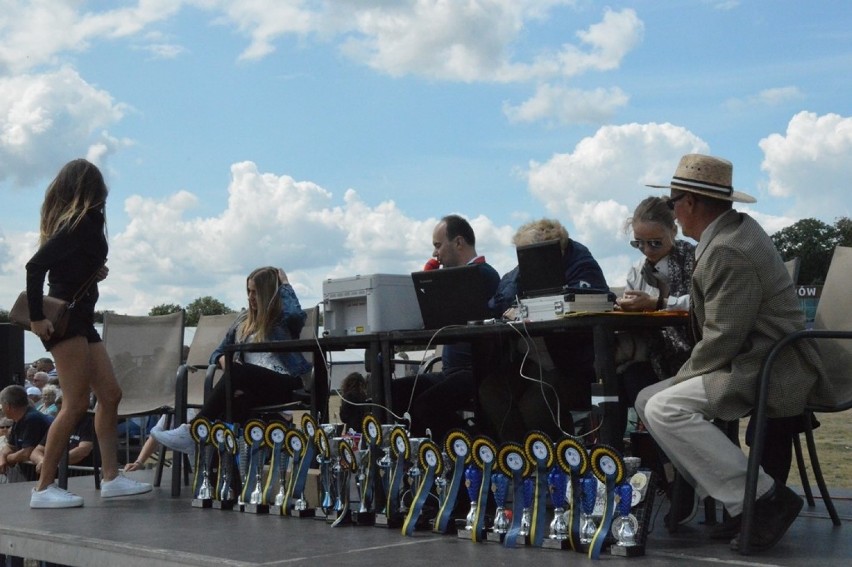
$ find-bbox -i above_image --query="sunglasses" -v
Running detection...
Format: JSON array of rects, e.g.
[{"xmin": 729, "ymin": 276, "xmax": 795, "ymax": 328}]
[
  {"xmin": 666, "ymin": 193, "xmax": 687, "ymax": 210},
  {"xmin": 630, "ymin": 239, "xmax": 665, "ymax": 250}
]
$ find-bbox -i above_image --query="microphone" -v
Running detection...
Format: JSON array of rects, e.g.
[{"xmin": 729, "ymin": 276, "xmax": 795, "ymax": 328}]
[{"xmin": 423, "ymin": 258, "xmax": 440, "ymax": 271}]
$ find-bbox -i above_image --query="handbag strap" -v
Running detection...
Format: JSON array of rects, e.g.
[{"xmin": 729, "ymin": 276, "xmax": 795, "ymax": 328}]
[{"xmin": 68, "ymin": 267, "xmax": 103, "ymax": 308}]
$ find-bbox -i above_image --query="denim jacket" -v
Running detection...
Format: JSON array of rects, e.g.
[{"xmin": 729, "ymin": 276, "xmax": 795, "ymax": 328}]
[{"xmin": 210, "ymin": 284, "xmax": 312, "ymax": 377}]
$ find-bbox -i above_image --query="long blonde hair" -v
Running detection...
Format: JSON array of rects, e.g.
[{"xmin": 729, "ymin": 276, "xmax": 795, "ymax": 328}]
[
  {"xmin": 40, "ymin": 159, "xmax": 108, "ymax": 245},
  {"xmin": 238, "ymin": 266, "xmax": 282, "ymax": 342}
]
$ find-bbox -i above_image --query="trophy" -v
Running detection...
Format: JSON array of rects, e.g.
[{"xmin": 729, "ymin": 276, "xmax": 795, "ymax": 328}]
[
  {"xmin": 402, "ymin": 439, "xmax": 442, "ymax": 536},
  {"xmin": 189, "ymin": 416, "xmax": 214, "ymax": 508},
  {"xmin": 495, "ymin": 441, "xmax": 533, "ymax": 548},
  {"xmin": 523, "ymin": 431, "xmax": 555, "ymax": 547},
  {"xmin": 434, "ymin": 429, "xmax": 472, "ymax": 535},
  {"xmin": 282, "ymin": 427, "xmax": 314, "ymax": 517},
  {"xmin": 487, "ymin": 471, "xmax": 510, "ymax": 543},
  {"xmin": 546, "ymin": 467, "xmax": 569, "ymax": 545},
  {"xmin": 587, "ymin": 445, "xmax": 626, "ymax": 560},
  {"xmin": 554, "ymin": 435, "xmax": 591, "ymax": 552},
  {"xmin": 330, "ymin": 437, "xmax": 358, "ymax": 526},
  {"xmin": 352, "ymin": 415, "xmax": 382, "ymax": 526},
  {"xmin": 463, "ymin": 436, "xmax": 497, "ymax": 542},
  {"xmin": 610, "ymin": 482, "xmax": 641, "ymax": 556},
  {"xmin": 211, "ymin": 421, "xmax": 239, "ymax": 510},
  {"xmin": 580, "ymin": 474, "xmax": 599, "ymax": 547},
  {"xmin": 313, "ymin": 423, "xmax": 338, "ymax": 521},
  {"xmin": 400, "ymin": 436, "xmax": 429, "ymax": 520},
  {"xmin": 240, "ymin": 419, "xmax": 270, "ymax": 514},
  {"xmin": 375, "ymin": 426, "xmax": 409, "ymax": 528},
  {"xmin": 262, "ymin": 420, "xmax": 289, "ymax": 515}
]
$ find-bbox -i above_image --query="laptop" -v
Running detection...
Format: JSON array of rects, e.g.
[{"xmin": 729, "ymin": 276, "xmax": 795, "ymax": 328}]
[
  {"xmin": 411, "ymin": 265, "xmax": 493, "ymax": 329},
  {"xmin": 515, "ymin": 239, "xmax": 565, "ymax": 297}
]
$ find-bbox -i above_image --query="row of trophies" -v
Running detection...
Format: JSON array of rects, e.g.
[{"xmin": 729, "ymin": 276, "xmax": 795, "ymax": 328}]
[{"xmin": 187, "ymin": 412, "xmax": 654, "ymax": 559}]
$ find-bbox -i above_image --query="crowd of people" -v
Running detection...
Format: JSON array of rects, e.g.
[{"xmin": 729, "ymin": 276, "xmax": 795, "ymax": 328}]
[{"xmin": 4, "ymin": 153, "xmax": 847, "ymax": 555}]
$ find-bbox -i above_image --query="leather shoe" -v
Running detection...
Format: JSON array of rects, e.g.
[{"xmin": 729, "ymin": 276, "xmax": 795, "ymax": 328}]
[{"xmin": 730, "ymin": 484, "xmax": 803, "ymax": 552}]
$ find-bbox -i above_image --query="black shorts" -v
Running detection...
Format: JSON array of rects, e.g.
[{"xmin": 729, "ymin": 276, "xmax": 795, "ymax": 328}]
[{"xmin": 42, "ymin": 305, "xmax": 102, "ymax": 352}]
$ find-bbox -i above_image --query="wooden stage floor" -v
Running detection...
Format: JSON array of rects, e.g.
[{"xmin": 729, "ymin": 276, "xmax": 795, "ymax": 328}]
[{"xmin": 1, "ymin": 470, "xmax": 849, "ymax": 567}]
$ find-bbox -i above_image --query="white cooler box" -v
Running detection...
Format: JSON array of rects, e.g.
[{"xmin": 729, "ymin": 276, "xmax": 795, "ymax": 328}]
[
  {"xmin": 518, "ymin": 290, "xmax": 614, "ymax": 322},
  {"xmin": 323, "ymin": 274, "xmax": 423, "ymax": 336}
]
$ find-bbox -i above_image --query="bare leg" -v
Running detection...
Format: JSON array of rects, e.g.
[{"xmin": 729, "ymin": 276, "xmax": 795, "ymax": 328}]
[
  {"xmin": 36, "ymin": 336, "xmax": 93, "ymax": 490},
  {"xmin": 86, "ymin": 341, "xmax": 122, "ymax": 481}
]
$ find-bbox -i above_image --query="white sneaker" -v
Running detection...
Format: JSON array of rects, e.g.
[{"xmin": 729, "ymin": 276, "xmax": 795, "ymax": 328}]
[
  {"xmin": 101, "ymin": 474, "xmax": 153, "ymax": 498},
  {"xmin": 31, "ymin": 484, "xmax": 84, "ymax": 509},
  {"xmin": 151, "ymin": 423, "xmax": 195, "ymax": 455}
]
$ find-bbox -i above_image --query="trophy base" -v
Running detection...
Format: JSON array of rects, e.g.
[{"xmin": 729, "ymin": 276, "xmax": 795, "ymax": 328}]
[
  {"xmin": 268, "ymin": 505, "xmax": 284, "ymax": 516},
  {"xmin": 485, "ymin": 530, "xmax": 506, "ymax": 544},
  {"xmin": 374, "ymin": 513, "xmax": 403, "ymax": 529},
  {"xmin": 314, "ymin": 508, "xmax": 331, "ymax": 521},
  {"xmin": 351, "ymin": 510, "xmax": 375, "ymax": 526},
  {"xmin": 287, "ymin": 506, "xmax": 316, "ymax": 518},
  {"xmin": 191, "ymin": 498, "xmax": 213, "ymax": 509},
  {"xmin": 330, "ymin": 509, "xmax": 352, "ymax": 526},
  {"xmin": 212, "ymin": 499, "xmax": 237, "ymax": 511},
  {"xmin": 243, "ymin": 503, "xmax": 269, "ymax": 514},
  {"xmin": 611, "ymin": 544, "xmax": 645, "ymax": 557},
  {"xmin": 541, "ymin": 537, "xmax": 570, "ymax": 551}
]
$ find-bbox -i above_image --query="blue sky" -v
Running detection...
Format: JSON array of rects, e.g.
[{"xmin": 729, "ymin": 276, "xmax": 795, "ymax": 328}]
[{"xmin": 2, "ymin": 0, "xmax": 851, "ymax": 333}]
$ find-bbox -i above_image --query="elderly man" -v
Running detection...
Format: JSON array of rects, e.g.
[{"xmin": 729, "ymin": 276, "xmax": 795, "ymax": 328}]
[
  {"xmin": 0, "ymin": 385, "xmax": 53, "ymax": 479},
  {"xmin": 636, "ymin": 154, "xmax": 832, "ymax": 552}
]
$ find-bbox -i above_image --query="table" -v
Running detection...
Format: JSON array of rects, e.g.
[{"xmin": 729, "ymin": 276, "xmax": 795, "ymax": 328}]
[{"xmin": 223, "ymin": 311, "xmax": 687, "ymax": 446}]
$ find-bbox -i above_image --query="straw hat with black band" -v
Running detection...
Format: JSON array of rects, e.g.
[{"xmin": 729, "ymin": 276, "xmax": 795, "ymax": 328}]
[{"xmin": 648, "ymin": 153, "xmax": 756, "ymax": 204}]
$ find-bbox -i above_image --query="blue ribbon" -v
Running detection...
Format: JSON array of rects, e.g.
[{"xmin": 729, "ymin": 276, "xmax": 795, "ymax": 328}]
[
  {"xmin": 263, "ymin": 439, "xmax": 284, "ymax": 504},
  {"xmin": 472, "ymin": 463, "xmax": 492, "ymax": 542},
  {"xmin": 385, "ymin": 450, "xmax": 406, "ymax": 517},
  {"xmin": 434, "ymin": 452, "xmax": 465, "ymax": 534},
  {"xmin": 530, "ymin": 461, "xmax": 549, "ymax": 546},
  {"xmin": 284, "ymin": 441, "xmax": 315, "ymax": 515},
  {"xmin": 589, "ymin": 473, "xmax": 617, "ymax": 560},
  {"xmin": 403, "ymin": 462, "xmax": 438, "ymax": 536},
  {"xmin": 504, "ymin": 469, "xmax": 526, "ymax": 548}
]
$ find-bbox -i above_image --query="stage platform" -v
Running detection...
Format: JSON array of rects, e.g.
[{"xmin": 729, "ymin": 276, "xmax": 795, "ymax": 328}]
[{"xmin": 1, "ymin": 470, "xmax": 848, "ymax": 566}]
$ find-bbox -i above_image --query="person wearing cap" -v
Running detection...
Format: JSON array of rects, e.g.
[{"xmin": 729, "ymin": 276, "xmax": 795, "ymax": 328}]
[
  {"xmin": 634, "ymin": 154, "xmax": 835, "ymax": 552},
  {"xmin": 26, "ymin": 386, "xmax": 42, "ymax": 406}
]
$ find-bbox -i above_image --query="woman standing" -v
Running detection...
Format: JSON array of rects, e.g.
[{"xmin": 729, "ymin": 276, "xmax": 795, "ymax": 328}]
[
  {"xmin": 26, "ymin": 159, "xmax": 151, "ymax": 508},
  {"xmin": 152, "ymin": 266, "xmax": 311, "ymax": 455}
]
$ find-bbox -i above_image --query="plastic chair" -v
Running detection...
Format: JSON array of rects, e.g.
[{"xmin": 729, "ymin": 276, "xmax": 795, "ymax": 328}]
[{"xmin": 740, "ymin": 246, "xmax": 852, "ymax": 554}]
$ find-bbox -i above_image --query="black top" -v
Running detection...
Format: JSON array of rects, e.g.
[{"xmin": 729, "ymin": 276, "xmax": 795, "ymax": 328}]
[
  {"xmin": 9, "ymin": 407, "xmax": 53, "ymax": 450},
  {"xmin": 25, "ymin": 210, "xmax": 108, "ymax": 321}
]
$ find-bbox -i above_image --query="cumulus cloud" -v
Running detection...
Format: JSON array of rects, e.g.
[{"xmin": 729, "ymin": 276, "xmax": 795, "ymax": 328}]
[
  {"xmin": 0, "ymin": 0, "xmax": 182, "ymax": 73},
  {"xmin": 503, "ymin": 84, "xmax": 629, "ymax": 125},
  {"xmin": 0, "ymin": 67, "xmax": 129, "ymax": 187},
  {"xmin": 759, "ymin": 111, "xmax": 852, "ymax": 219}
]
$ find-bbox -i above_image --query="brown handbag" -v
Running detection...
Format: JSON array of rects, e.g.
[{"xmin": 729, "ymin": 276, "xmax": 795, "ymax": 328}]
[{"xmin": 9, "ymin": 269, "xmax": 101, "ymax": 341}]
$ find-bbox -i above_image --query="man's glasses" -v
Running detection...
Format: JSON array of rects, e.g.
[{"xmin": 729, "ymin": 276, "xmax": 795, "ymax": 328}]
[
  {"xmin": 630, "ymin": 239, "xmax": 665, "ymax": 250},
  {"xmin": 666, "ymin": 193, "xmax": 687, "ymax": 210}
]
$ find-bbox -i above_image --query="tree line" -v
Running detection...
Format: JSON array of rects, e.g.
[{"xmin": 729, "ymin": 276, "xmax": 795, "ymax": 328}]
[{"xmin": 1, "ymin": 217, "xmax": 849, "ymax": 324}]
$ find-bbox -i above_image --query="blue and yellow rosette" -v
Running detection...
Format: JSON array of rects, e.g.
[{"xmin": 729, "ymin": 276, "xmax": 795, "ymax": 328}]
[
  {"xmin": 240, "ymin": 419, "xmax": 268, "ymax": 504},
  {"xmin": 470, "ymin": 436, "xmax": 498, "ymax": 542},
  {"xmin": 555, "ymin": 435, "xmax": 589, "ymax": 551},
  {"xmin": 314, "ymin": 425, "xmax": 334, "ymax": 514},
  {"xmin": 434, "ymin": 429, "xmax": 472, "ymax": 534},
  {"xmin": 524, "ymin": 431, "xmax": 554, "ymax": 547},
  {"xmin": 211, "ymin": 421, "xmax": 237, "ymax": 501},
  {"xmin": 402, "ymin": 439, "xmax": 443, "ymax": 536},
  {"xmin": 385, "ymin": 426, "xmax": 410, "ymax": 517},
  {"xmin": 588, "ymin": 445, "xmax": 625, "ymax": 560},
  {"xmin": 262, "ymin": 420, "xmax": 289, "ymax": 505},
  {"xmin": 189, "ymin": 416, "xmax": 213, "ymax": 498},
  {"xmin": 360, "ymin": 414, "xmax": 382, "ymax": 513},
  {"xmin": 497, "ymin": 441, "xmax": 533, "ymax": 548},
  {"xmin": 282, "ymin": 428, "xmax": 311, "ymax": 515}
]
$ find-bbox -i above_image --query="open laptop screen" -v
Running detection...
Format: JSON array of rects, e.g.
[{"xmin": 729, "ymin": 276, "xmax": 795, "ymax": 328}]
[
  {"xmin": 411, "ymin": 265, "xmax": 493, "ymax": 329},
  {"xmin": 515, "ymin": 239, "xmax": 565, "ymax": 297}
]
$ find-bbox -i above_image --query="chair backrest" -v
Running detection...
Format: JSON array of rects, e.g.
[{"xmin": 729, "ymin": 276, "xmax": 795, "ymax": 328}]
[
  {"xmin": 812, "ymin": 246, "xmax": 852, "ymax": 379},
  {"xmin": 186, "ymin": 312, "xmax": 241, "ymax": 406},
  {"xmin": 102, "ymin": 311, "xmax": 185, "ymax": 416},
  {"xmin": 784, "ymin": 257, "xmax": 801, "ymax": 284},
  {"xmin": 300, "ymin": 305, "xmax": 320, "ymax": 341}
]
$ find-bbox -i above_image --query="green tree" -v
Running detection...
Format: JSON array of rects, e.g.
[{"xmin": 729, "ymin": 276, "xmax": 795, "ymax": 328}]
[
  {"xmin": 771, "ymin": 217, "xmax": 850, "ymax": 285},
  {"xmin": 185, "ymin": 296, "xmax": 235, "ymax": 326},
  {"xmin": 0, "ymin": 308, "xmax": 9, "ymax": 323},
  {"xmin": 149, "ymin": 303, "xmax": 183, "ymax": 316}
]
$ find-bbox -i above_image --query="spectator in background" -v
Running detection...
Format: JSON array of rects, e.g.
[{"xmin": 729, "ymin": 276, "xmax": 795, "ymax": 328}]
[
  {"xmin": 32, "ymin": 371, "xmax": 49, "ymax": 391},
  {"xmin": 37, "ymin": 385, "xmax": 61, "ymax": 418},
  {"xmin": 26, "ymin": 387, "xmax": 42, "ymax": 407},
  {"xmin": 0, "ymin": 385, "xmax": 54, "ymax": 480},
  {"xmin": 31, "ymin": 415, "xmax": 94, "ymax": 475},
  {"xmin": 24, "ymin": 365, "xmax": 38, "ymax": 389}
]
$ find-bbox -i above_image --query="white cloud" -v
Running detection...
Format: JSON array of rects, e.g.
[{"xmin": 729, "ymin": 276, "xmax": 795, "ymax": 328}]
[
  {"xmin": 0, "ymin": 67, "xmax": 129, "ymax": 187},
  {"xmin": 759, "ymin": 111, "xmax": 852, "ymax": 219},
  {"xmin": 503, "ymin": 84, "xmax": 628, "ymax": 125},
  {"xmin": 725, "ymin": 86, "xmax": 805, "ymax": 110},
  {"xmin": 0, "ymin": 0, "xmax": 182, "ymax": 72}
]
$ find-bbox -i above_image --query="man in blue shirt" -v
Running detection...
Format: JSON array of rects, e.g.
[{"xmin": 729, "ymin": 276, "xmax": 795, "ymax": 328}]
[{"xmin": 0, "ymin": 385, "xmax": 53, "ymax": 480}]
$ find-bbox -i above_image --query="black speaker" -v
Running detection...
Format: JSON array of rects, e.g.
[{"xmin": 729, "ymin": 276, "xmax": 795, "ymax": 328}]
[{"xmin": 0, "ymin": 323, "xmax": 25, "ymax": 389}]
